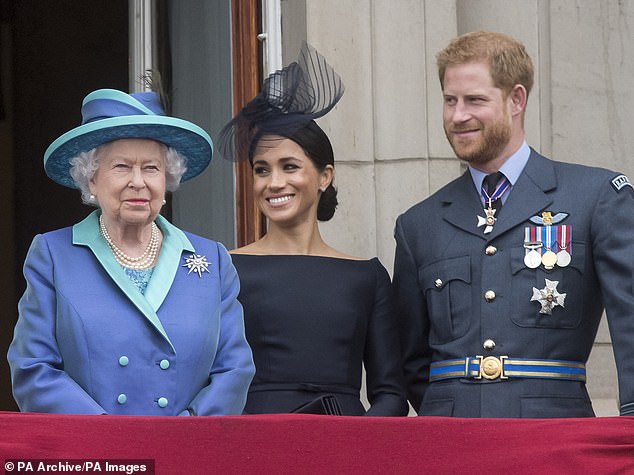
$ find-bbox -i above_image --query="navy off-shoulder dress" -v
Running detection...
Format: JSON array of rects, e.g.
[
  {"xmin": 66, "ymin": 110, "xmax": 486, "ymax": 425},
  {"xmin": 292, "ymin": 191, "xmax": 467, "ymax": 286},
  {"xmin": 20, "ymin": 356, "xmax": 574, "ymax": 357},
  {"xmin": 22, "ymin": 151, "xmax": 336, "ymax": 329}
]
[{"xmin": 232, "ymin": 254, "xmax": 408, "ymax": 416}]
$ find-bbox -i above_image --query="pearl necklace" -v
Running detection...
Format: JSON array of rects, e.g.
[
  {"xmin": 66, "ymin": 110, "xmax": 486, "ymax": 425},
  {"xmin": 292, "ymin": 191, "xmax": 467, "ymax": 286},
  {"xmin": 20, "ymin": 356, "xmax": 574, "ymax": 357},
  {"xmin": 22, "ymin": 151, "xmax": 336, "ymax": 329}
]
[{"xmin": 99, "ymin": 215, "xmax": 160, "ymax": 270}]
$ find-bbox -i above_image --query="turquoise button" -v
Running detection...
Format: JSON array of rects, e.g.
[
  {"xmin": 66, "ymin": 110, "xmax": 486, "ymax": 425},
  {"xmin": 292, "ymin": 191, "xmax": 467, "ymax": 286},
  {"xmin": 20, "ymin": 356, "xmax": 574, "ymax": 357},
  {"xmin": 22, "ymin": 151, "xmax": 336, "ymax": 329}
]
[
  {"xmin": 158, "ymin": 397, "xmax": 168, "ymax": 408},
  {"xmin": 159, "ymin": 359, "xmax": 170, "ymax": 370},
  {"xmin": 119, "ymin": 356, "xmax": 129, "ymax": 366},
  {"xmin": 117, "ymin": 394, "xmax": 127, "ymax": 404}
]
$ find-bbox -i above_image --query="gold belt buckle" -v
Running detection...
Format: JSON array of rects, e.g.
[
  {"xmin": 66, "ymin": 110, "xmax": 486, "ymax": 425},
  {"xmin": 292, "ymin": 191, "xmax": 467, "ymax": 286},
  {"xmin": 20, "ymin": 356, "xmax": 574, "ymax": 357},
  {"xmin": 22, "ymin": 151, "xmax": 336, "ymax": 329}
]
[{"xmin": 475, "ymin": 355, "xmax": 508, "ymax": 380}]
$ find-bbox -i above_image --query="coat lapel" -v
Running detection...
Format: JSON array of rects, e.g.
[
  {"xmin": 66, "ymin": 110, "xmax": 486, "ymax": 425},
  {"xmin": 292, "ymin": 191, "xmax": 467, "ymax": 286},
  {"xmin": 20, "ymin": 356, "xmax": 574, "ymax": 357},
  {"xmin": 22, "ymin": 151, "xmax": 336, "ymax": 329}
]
[
  {"xmin": 72, "ymin": 211, "xmax": 195, "ymax": 349},
  {"xmin": 440, "ymin": 172, "xmax": 490, "ymax": 239},
  {"xmin": 143, "ymin": 214, "xmax": 195, "ymax": 312}
]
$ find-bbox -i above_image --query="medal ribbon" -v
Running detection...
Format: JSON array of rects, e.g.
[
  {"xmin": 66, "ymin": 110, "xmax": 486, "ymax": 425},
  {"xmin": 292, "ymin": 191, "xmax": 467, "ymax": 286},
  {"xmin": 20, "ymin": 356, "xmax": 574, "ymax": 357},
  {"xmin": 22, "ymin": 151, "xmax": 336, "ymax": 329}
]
[
  {"xmin": 535, "ymin": 226, "xmax": 543, "ymax": 251},
  {"xmin": 480, "ymin": 175, "xmax": 511, "ymax": 207},
  {"xmin": 542, "ymin": 225, "xmax": 555, "ymax": 252},
  {"xmin": 557, "ymin": 224, "xmax": 572, "ymax": 253},
  {"xmin": 525, "ymin": 226, "xmax": 539, "ymax": 245}
]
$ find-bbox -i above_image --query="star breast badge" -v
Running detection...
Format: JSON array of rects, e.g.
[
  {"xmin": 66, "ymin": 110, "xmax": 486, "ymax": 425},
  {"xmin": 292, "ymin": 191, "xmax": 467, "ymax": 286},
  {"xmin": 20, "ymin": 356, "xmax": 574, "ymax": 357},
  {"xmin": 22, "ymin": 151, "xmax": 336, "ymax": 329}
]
[
  {"xmin": 531, "ymin": 279, "xmax": 566, "ymax": 315},
  {"xmin": 182, "ymin": 254, "xmax": 211, "ymax": 278}
]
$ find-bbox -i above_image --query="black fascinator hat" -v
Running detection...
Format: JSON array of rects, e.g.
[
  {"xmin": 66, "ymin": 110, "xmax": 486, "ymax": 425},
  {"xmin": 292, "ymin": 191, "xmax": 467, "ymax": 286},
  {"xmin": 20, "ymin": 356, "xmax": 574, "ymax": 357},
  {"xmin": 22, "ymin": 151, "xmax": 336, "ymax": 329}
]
[{"xmin": 218, "ymin": 42, "xmax": 345, "ymax": 162}]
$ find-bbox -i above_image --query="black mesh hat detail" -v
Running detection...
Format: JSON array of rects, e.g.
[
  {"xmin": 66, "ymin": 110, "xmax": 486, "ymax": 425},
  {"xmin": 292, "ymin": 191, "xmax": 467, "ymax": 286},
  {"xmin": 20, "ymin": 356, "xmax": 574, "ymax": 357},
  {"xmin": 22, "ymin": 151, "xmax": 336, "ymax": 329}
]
[{"xmin": 217, "ymin": 42, "xmax": 344, "ymax": 162}]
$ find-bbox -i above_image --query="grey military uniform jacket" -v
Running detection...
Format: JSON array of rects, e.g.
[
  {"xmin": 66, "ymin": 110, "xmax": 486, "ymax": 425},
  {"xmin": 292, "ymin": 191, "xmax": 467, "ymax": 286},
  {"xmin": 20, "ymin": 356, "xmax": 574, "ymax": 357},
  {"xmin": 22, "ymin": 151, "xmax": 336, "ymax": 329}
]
[{"xmin": 393, "ymin": 150, "xmax": 634, "ymax": 418}]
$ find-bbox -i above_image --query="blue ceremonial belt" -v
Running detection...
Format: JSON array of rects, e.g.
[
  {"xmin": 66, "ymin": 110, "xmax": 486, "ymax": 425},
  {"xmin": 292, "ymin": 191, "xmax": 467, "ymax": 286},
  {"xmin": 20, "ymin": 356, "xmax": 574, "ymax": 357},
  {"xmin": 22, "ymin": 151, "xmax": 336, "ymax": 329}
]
[{"xmin": 429, "ymin": 356, "xmax": 586, "ymax": 382}]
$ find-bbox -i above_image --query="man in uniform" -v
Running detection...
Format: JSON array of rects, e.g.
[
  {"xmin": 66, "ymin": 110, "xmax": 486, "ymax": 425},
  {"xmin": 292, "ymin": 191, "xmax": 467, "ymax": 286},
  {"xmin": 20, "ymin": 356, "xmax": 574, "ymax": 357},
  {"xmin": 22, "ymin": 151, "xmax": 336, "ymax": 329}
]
[{"xmin": 393, "ymin": 30, "xmax": 634, "ymax": 417}]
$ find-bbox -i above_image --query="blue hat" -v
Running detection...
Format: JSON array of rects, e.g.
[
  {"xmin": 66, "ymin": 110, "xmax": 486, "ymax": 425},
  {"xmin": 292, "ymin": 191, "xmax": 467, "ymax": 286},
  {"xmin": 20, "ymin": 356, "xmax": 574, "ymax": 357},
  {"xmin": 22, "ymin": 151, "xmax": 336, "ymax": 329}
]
[{"xmin": 44, "ymin": 88, "xmax": 213, "ymax": 188}]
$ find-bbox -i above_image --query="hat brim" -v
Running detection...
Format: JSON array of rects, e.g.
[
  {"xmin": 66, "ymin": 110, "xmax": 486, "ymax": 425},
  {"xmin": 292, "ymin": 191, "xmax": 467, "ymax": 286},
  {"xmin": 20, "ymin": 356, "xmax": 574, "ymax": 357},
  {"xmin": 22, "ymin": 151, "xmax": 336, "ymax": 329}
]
[{"xmin": 44, "ymin": 115, "xmax": 213, "ymax": 188}]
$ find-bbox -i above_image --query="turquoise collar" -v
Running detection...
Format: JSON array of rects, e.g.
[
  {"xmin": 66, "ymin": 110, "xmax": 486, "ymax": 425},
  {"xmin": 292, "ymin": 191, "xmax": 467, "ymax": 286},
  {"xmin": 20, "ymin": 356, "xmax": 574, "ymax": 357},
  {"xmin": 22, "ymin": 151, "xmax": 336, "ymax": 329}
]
[{"xmin": 72, "ymin": 210, "xmax": 196, "ymax": 347}]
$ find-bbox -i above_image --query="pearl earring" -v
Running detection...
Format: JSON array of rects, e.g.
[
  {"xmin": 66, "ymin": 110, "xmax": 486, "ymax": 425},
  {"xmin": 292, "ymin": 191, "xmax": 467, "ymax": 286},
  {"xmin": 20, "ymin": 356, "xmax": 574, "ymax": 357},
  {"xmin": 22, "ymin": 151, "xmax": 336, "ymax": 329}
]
[
  {"xmin": 162, "ymin": 199, "xmax": 167, "ymax": 205},
  {"xmin": 89, "ymin": 194, "xmax": 96, "ymax": 202}
]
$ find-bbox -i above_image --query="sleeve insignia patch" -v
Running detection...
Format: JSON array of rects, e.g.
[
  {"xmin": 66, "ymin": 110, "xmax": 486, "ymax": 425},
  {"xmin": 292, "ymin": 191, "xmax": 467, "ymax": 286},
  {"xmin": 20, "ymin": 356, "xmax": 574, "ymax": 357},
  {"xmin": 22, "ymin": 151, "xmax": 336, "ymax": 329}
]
[{"xmin": 611, "ymin": 174, "xmax": 633, "ymax": 192}]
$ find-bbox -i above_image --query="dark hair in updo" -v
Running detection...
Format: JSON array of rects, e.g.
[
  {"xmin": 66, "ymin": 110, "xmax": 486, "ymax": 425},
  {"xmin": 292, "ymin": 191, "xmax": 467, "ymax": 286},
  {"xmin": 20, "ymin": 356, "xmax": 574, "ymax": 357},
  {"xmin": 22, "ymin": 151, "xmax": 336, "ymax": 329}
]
[{"xmin": 250, "ymin": 120, "xmax": 338, "ymax": 221}]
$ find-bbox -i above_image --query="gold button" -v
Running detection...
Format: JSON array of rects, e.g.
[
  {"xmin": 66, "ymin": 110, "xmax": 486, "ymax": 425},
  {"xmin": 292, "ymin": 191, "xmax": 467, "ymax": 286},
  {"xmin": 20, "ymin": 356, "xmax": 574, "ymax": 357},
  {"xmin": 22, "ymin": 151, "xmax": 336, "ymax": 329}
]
[
  {"xmin": 435, "ymin": 279, "xmax": 443, "ymax": 288},
  {"xmin": 483, "ymin": 339, "xmax": 496, "ymax": 351},
  {"xmin": 484, "ymin": 290, "xmax": 496, "ymax": 302},
  {"xmin": 480, "ymin": 356, "xmax": 502, "ymax": 379},
  {"xmin": 485, "ymin": 245, "xmax": 497, "ymax": 256}
]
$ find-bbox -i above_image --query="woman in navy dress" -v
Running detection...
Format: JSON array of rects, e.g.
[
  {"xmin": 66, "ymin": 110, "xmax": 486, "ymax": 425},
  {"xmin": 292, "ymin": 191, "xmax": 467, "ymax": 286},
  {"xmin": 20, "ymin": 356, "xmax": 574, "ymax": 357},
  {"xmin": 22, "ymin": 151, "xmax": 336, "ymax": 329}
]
[{"xmin": 218, "ymin": 44, "xmax": 407, "ymax": 416}]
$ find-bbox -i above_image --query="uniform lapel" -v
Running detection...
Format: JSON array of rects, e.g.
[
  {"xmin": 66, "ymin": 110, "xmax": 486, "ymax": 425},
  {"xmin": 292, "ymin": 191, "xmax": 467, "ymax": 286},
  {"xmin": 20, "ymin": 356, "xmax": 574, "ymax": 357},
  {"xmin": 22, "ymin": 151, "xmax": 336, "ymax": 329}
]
[
  {"xmin": 440, "ymin": 172, "xmax": 490, "ymax": 239},
  {"xmin": 486, "ymin": 150, "xmax": 556, "ymax": 240}
]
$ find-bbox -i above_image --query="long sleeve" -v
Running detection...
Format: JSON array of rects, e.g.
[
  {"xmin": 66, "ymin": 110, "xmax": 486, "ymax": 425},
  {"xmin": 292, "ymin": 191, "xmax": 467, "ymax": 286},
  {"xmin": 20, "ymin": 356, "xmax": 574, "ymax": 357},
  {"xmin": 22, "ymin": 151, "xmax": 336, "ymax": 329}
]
[
  {"xmin": 392, "ymin": 216, "xmax": 431, "ymax": 412},
  {"xmin": 363, "ymin": 261, "xmax": 408, "ymax": 416},
  {"xmin": 8, "ymin": 234, "xmax": 106, "ymax": 414},
  {"xmin": 184, "ymin": 243, "xmax": 255, "ymax": 415},
  {"xmin": 589, "ymin": 176, "xmax": 634, "ymax": 415}
]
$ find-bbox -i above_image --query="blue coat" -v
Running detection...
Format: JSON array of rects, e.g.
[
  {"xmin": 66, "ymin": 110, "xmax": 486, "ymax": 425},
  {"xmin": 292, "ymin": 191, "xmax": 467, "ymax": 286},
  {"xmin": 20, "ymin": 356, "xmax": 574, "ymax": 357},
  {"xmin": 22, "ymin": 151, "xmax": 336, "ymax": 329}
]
[
  {"xmin": 393, "ymin": 150, "xmax": 634, "ymax": 417},
  {"xmin": 8, "ymin": 211, "xmax": 255, "ymax": 415}
]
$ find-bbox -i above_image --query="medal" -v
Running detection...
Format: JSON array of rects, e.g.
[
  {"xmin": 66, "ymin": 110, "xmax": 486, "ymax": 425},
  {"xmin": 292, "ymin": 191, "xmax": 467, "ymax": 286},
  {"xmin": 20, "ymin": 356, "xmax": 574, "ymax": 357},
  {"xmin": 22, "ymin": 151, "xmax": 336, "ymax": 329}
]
[
  {"xmin": 523, "ymin": 228, "xmax": 542, "ymax": 268},
  {"xmin": 526, "ymin": 216, "xmax": 572, "ymax": 270},
  {"xmin": 525, "ymin": 249, "xmax": 542, "ymax": 268},
  {"xmin": 556, "ymin": 224, "xmax": 571, "ymax": 267},
  {"xmin": 540, "ymin": 225, "xmax": 557, "ymax": 270},
  {"xmin": 478, "ymin": 176, "xmax": 510, "ymax": 233},
  {"xmin": 531, "ymin": 279, "xmax": 566, "ymax": 315},
  {"xmin": 556, "ymin": 250, "xmax": 571, "ymax": 267},
  {"xmin": 477, "ymin": 206, "xmax": 497, "ymax": 234},
  {"xmin": 485, "ymin": 206, "xmax": 496, "ymax": 226},
  {"xmin": 541, "ymin": 250, "xmax": 557, "ymax": 269}
]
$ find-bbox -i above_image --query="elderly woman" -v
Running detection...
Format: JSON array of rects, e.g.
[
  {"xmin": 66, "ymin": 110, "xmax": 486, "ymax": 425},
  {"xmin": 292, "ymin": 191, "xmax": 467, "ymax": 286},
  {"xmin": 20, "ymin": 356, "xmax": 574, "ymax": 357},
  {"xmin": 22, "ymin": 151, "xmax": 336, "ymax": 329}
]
[
  {"xmin": 218, "ymin": 44, "xmax": 408, "ymax": 416},
  {"xmin": 7, "ymin": 88, "xmax": 255, "ymax": 415}
]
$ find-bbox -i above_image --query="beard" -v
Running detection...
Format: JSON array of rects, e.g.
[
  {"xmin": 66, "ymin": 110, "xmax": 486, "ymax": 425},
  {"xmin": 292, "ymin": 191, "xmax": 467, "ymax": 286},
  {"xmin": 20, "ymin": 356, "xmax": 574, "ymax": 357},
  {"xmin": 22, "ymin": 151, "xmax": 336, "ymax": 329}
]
[{"xmin": 445, "ymin": 117, "xmax": 512, "ymax": 165}]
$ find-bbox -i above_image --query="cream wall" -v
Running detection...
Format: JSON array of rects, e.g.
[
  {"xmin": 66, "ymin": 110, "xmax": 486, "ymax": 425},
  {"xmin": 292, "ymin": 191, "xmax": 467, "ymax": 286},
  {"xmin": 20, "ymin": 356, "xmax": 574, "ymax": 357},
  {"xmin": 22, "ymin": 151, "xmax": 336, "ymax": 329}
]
[{"xmin": 281, "ymin": 0, "xmax": 633, "ymax": 415}]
